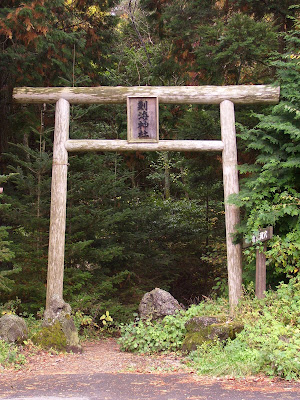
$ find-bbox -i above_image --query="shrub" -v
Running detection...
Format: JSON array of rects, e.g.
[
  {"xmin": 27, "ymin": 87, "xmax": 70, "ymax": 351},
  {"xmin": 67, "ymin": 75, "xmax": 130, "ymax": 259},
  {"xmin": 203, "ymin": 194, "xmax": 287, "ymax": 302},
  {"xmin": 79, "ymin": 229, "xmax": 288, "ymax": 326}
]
[
  {"xmin": 189, "ymin": 278, "xmax": 300, "ymax": 380},
  {"xmin": 118, "ymin": 297, "xmax": 229, "ymax": 353},
  {"xmin": 119, "ymin": 278, "xmax": 300, "ymax": 380}
]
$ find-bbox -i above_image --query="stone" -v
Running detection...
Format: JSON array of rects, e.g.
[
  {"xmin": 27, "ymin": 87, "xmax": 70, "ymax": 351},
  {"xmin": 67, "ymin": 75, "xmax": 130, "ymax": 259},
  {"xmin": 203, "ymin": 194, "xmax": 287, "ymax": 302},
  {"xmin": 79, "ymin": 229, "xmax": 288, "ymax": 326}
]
[
  {"xmin": 33, "ymin": 295, "xmax": 82, "ymax": 353},
  {"xmin": 0, "ymin": 314, "xmax": 28, "ymax": 344},
  {"xmin": 185, "ymin": 316, "xmax": 221, "ymax": 332},
  {"xmin": 43, "ymin": 295, "xmax": 72, "ymax": 324},
  {"xmin": 139, "ymin": 288, "xmax": 183, "ymax": 320},
  {"xmin": 182, "ymin": 316, "xmax": 244, "ymax": 352}
]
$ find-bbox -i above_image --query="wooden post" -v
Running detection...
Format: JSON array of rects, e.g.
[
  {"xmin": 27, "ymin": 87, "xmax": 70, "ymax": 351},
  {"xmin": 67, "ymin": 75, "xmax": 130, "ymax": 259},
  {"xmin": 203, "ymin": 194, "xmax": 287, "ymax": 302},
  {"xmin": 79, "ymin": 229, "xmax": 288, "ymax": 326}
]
[
  {"xmin": 220, "ymin": 100, "xmax": 243, "ymax": 313},
  {"xmin": 256, "ymin": 243, "xmax": 267, "ymax": 299},
  {"xmin": 46, "ymin": 98, "xmax": 70, "ymax": 311}
]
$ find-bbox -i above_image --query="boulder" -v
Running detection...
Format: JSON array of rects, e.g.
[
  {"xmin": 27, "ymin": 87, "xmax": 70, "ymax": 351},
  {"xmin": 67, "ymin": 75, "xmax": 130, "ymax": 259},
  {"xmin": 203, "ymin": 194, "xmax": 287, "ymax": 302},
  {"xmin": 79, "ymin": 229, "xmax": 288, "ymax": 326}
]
[
  {"xmin": 0, "ymin": 314, "xmax": 28, "ymax": 344},
  {"xmin": 33, "ymin": 295, "xmax": 82, "ymax": 353},
  {"xmin": 185, "ymin": 316, "xmax": 221, "ymax": 331},
  {"xmin": 182, "ymin": 316, "xmax": 244, "ymax": 352},
  {"xmin": 139, "ymin": 288, "xmax": 183, "ymax": 320}
]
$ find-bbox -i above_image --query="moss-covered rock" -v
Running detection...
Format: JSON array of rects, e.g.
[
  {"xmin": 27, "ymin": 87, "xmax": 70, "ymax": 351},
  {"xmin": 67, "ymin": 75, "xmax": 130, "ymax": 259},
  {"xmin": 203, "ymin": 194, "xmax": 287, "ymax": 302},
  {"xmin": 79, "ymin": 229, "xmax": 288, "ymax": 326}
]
[
  {"xmin": 33, "ymin": 316, "xmax": 82, "ymax": 353},
  {"xmin": 33, "ymin": 296, "xmax": 82, "ymax": 353},
  {"xmin": 182, "ymin": 316, "xmax": 244, "ymax": 353},
  {"xmin": 185, "ymin": 316, "xmax": 223, "ymax": 332},
  {"xmin": 32, "ymin": 321, "xmax": 67, "ymax": 351}
]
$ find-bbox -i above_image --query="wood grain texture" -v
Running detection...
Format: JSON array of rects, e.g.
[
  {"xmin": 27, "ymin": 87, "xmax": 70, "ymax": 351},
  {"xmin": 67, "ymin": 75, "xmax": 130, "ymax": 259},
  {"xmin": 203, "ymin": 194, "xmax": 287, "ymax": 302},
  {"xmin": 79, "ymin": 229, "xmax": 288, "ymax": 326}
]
[
  {"xmin": 65, "ymin": 139, "xmax": 224, "ymax": 152},
  {"xmin": 256, "ymin": 244, "xmax": 267, "ymax": 299},
  {"xmin": 46, "ymin": 98, "xmax": 69, "ymax": 311},
  {"xmin": 13, "ymin": 85, "xmax": 280, "ymax": 104},
  {"xmin": 220, "ymin": 100, "xmax": 243, "ymax": 313}
]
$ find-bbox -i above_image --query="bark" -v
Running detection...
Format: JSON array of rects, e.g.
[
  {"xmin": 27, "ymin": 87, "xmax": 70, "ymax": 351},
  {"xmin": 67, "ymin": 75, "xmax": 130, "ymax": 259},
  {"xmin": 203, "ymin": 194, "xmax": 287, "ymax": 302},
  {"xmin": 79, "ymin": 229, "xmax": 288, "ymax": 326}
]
[{"xmin": 13, "ymin": 85, "xmax": 280, "ymax": 105}]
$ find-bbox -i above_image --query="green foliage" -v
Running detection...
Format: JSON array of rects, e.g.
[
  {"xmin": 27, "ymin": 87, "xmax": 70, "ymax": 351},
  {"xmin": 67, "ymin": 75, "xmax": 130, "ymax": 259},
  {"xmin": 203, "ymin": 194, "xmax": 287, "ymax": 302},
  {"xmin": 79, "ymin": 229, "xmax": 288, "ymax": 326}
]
[
  {"xmin": 119, "ymin": 278, "xmax": 300, "ymax": 380},
  {"xmin": 100, "ymin": 310, "xmax": 113, "ymax": 326},
  {"xmin": 73, "ymin": 309, "xmax": 116, "ymax": 339},
  {"xmin": 118, "ymin": 298, "xmax": 228, "ymax": 353},
  {"xmin": 189, "ymin": 278, "xmax": 300, "ymax": 380},
  {"xmin": 234, "ymin": 19, "xmax": 300, "ymax": 279},
  {"xmin": 0, "ymin": 0, "xmax": 116, "ymax": 87},
  {"xmin": 188, "ymin": 339, "xmax": 260, "ymax": 377},
  {"xmin": 0, "ymin": 174, "xmax": 18, "ymax": 293},
  {"xmin": 194, "ymin": 13, "xmax": 277, "ymax": 84},
  {"xmin": 0, "ymin": 340, "xmax": 26, "ymax": 369}
]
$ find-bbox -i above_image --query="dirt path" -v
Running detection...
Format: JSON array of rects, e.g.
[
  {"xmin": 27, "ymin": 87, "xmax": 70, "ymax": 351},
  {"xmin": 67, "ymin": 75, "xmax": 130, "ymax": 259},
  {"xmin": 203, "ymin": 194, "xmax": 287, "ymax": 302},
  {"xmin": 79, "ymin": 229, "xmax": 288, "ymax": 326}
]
[
  {"xmin": 3, "ymin": 338, "xmax": 189, "ymax": 376},
  {"xmin": 0, "ymin": 338, "xmax": 299, "ymax": 399}
]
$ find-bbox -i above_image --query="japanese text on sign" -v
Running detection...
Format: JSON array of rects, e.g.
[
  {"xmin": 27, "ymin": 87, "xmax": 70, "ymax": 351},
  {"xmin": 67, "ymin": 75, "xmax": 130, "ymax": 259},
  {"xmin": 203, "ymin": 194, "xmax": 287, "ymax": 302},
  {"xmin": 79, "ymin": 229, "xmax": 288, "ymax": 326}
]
[
  {"xmin": 243, "ymin": 226, "xmax": 273, "ymax": 248},
  {"xmin": 252, "ymin": 230, "xmax": 268, "ymax": 243},
  {"xmin": 137, "ymin": 100, "xmax": 149, "ymax": 138},
  {"xmin": 127, "ymin": 97, "xmax": 159, "ymax": 143}
]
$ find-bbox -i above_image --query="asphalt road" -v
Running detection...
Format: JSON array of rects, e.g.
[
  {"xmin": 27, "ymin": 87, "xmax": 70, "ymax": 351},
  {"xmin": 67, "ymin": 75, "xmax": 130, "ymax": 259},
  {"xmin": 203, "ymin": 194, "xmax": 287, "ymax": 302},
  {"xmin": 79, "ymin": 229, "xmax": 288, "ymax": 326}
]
[{"xmin": 1, "ymin": 372, "xmax": 300, "ymax": 400}]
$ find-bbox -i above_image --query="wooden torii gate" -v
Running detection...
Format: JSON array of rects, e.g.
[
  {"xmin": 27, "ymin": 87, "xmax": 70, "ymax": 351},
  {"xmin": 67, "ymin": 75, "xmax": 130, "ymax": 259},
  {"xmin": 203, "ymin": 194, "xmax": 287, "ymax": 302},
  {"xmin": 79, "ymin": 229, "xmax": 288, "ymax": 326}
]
[{"xmin": 13, "ymin": 85, "xmax": 280, "ymax": 314}]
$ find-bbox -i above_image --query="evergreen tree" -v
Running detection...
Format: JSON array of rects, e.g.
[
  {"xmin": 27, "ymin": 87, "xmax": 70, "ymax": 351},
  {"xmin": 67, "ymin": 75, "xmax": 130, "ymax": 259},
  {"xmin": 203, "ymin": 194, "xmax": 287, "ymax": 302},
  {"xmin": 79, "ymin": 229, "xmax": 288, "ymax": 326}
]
[
  {"xmin": 235, "ymin": 16, "xmax": 300, "ymax": 280},
  {"xmin": 0, "ymin": 174, "xmax": 18, "ymax": 292},
  {"xmin": 0, "ymin": 0, "xmax": 118, "ymax": 311}
]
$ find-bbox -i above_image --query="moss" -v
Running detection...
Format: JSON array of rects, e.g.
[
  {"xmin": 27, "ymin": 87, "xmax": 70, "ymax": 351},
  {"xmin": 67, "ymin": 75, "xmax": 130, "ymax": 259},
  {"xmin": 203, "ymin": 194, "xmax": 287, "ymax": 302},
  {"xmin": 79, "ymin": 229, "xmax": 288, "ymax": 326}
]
[
  {"xmin": 182, "ymin": 321, "xmax": 244, "ymax": 353},
  {"xmin": 36, "ymin": 313, "xmax": 82, "ymax": 353},
  {"xmin": 32, "ymin": 321, "xmax": 67, "ymax": 351},
  {"xmin": 182, "ymin": 331, "xmax": 212, "ymax": 352}
]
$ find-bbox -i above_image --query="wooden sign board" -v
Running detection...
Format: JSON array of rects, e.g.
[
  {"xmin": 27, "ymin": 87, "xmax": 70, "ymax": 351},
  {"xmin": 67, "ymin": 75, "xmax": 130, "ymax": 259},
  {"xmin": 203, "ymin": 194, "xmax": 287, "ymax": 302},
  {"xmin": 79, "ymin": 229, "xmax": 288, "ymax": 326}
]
[
  {"xmin": 127, "ymin": 96, "xmax": 159, "ymax": 143},
  {"xmin": 243, "ymin": 226, "xmax": 273, "ymax": 248}
]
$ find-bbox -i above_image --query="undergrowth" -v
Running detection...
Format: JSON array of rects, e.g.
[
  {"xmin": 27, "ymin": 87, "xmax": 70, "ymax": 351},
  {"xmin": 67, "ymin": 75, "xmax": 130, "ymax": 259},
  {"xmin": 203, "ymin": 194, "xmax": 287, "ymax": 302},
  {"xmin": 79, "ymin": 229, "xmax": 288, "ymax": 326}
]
[
  {"xmin": 0, "ymin": 340, "xmax": 26, "ymax": 369},
  {"xmin": 118, "ymin": 297, "xmax": 229, "ymax": 353},
  {"xmin": 1, "ymin": 278, "xmax": 299, "ymax": 379},
  {"xmin": 119, "ymin": 277, "xmax": 300, "ymax": 380}
]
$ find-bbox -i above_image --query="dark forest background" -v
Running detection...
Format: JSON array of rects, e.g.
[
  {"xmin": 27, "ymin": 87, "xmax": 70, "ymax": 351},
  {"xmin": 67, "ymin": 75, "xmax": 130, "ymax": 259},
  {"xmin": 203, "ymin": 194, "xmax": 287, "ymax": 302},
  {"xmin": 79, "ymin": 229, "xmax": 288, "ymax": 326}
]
[{"xmin": 0, "ymin": 0, "xmax": 299, "ymax": 323}]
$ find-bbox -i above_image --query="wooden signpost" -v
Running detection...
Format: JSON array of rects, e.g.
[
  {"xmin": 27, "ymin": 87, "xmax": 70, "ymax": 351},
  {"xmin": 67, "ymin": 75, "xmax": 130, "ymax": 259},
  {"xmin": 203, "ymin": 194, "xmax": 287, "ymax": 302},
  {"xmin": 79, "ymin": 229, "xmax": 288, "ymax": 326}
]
[
  {"xmin": 244, "ymin": 226, "xmax": 273, "ymax": 299},
  {"xmin": 13, "ymin": 85, "xmax": 280, "ymax": 315}
]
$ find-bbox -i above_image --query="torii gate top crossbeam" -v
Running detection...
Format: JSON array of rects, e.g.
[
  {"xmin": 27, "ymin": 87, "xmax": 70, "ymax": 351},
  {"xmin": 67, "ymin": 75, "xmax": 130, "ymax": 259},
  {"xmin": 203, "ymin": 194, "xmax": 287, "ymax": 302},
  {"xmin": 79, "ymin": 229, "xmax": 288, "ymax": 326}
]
[{"xmin": 13, "ymin": 85, "xmax": 280, "ymax": 105}]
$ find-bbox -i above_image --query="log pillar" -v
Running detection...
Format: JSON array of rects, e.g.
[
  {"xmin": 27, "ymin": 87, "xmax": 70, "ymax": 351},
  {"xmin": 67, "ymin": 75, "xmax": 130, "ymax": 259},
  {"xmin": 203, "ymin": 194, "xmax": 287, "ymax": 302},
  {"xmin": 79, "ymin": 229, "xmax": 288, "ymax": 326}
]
[
  {"xmin": 220, "ymin": 100, "xmax": 243, "ymax": 313},
  {"xmin": 46, "ymin": 98, "xmax": 70, "ymax": 311}
]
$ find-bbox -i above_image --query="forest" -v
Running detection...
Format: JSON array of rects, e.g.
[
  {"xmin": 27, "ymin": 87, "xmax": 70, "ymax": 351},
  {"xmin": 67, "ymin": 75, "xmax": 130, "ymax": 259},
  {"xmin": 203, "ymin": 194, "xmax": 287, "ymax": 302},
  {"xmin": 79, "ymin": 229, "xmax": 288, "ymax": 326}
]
[{"xmin": 0, "ymin": 0, "xmax": 299, "ymax": 328}]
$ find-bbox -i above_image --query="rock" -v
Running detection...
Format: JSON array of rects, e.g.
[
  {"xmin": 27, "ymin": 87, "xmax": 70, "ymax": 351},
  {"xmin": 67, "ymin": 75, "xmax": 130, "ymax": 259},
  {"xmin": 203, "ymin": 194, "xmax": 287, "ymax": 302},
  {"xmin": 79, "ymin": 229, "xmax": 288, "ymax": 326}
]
[
  {"xmin": 185, "ymin": 316, "xmax": 221, "ymax": 332},
  {"xmin": 0, "ymin": 314, "xmax": 28, "ymax": 344},
  {"xmin": 139, "ymin": 288, "xmax": 183, "ymax": 321},
  {"xmin": 43, "ymin": 296, "xmax": 72, "ymax": 324},
  {"xmin": 182, "ymin": 316, "xmax": 244, "ymax": 352},
  {"xmin": 33, "ymin": 295, "xmax": 82, "ymax": 353}
]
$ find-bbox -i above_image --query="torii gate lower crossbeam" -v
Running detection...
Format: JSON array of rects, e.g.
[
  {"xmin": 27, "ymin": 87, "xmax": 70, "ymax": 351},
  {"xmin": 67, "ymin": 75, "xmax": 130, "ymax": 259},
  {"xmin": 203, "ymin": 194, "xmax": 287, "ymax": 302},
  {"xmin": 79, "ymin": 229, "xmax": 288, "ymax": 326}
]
[{"xmin": 13, "ymin": 85, "xmax": 280, "ymax": 314}]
